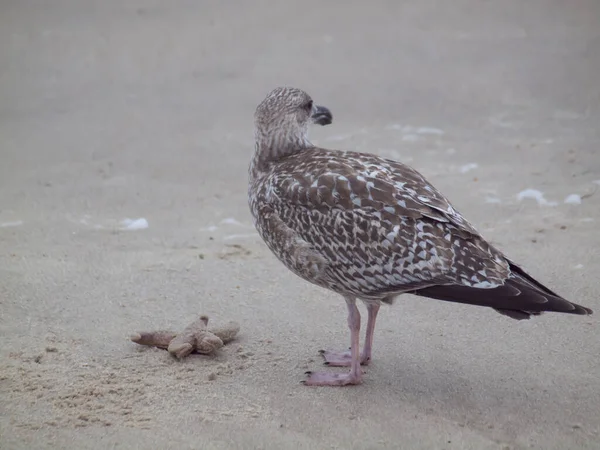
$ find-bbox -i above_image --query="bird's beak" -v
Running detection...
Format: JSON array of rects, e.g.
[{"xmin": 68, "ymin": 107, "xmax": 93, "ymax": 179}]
[{"xmin": 311, "ymin": 105, "xmax": 333, "ymax": 126}]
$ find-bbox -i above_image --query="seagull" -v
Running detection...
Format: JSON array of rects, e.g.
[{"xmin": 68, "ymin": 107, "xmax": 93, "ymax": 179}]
[{"xmin": 248, "ymin": 86, "xmax": 593, "ymax": 387}]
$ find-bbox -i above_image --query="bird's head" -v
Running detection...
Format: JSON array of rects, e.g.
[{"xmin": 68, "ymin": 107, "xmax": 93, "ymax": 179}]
[{"xmin": 253, "ymin": 87, "xmax": 333, "ymax": 152}]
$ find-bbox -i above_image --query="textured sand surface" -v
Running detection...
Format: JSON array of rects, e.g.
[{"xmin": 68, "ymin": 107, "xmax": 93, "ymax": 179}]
[{"xmin": 1, "ymin": 1, "xmax": 599, "ymax": 449}]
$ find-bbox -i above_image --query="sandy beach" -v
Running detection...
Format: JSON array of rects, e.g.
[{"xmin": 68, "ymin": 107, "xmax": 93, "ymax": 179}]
[{"xmin": 1, "ymin": 1, "xmax": 599, "ymax": 448}]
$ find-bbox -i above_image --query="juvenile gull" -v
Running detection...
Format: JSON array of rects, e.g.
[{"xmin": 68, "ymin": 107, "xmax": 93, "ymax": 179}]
[{"xmin": 248, "ymin": 87, "xmax": 593, "ymax": 387}]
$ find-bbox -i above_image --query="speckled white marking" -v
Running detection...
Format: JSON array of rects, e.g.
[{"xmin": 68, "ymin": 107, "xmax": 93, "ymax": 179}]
[
  {"xmin": 459, "ymin": 163, "xmax": 478, "ymax": 174},
  {"xmin": 121, "ymin": 218, "xmax": 148, "ymax": 230},
  {"xmin": 564, "ymin": 194, "xmax": 582, "ymax": 205},
  {"xmin": 573, "ymin": 264, "xmax": 584, "ymax": 270}
]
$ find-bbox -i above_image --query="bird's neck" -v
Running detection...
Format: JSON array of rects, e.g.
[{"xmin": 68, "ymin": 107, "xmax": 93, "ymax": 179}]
[{"xmin": 249, "ymin": 127, "xmax": 311, "ymax": 179}]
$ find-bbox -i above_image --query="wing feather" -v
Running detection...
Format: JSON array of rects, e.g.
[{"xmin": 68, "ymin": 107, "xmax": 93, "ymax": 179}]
[{"xmin": 263, "ymin": 148, "xmax": 510, "ymax": 297}]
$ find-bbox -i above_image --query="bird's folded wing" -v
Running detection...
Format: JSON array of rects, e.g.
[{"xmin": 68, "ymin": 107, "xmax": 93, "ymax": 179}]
[{"xmin": 264, "ymin": 149, "xmax": 511, "ymax": 294}]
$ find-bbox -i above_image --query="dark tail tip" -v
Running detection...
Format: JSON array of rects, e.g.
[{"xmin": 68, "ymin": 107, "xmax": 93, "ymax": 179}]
[{"xmin": 574, "ymin": 304, "xmax": 593, "ymax": 315}]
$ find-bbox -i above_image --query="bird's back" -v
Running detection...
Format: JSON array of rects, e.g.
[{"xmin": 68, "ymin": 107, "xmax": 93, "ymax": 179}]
[{"xmin": 250, "ymin": 147, "xmax": 511, "ymax": 299}]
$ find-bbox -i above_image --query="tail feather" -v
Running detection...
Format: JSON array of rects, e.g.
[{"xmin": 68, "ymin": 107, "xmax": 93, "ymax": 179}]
[{"xmin": 412, "ymin": 263, "xmax": 593, "ymax": 320}]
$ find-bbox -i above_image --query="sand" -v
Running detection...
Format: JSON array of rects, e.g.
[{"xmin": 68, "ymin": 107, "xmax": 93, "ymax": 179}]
[{"xmin": 1, "ymin": 1, "xmax": 599, "ymax": 449}]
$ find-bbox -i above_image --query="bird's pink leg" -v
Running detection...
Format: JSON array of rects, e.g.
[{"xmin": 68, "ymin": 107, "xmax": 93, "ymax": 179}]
[
  {"xmin": 360, "ymin": 302, "xmax": 380, "ymax": 364},
  {"xmin": 320, "ymin": 302, "xmax": 380, "ymax": 367},
  {"xmin": 304, "ymin": 298, "xmax": 363, "ymax": 386}
]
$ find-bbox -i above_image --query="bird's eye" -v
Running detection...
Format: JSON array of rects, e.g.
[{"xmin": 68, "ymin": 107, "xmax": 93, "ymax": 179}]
[{"xmin": 305, "ymin": 100, "xmax": 313, "ymax": 111}]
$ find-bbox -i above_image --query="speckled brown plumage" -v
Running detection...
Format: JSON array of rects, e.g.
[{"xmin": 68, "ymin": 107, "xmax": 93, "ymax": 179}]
[{"xmin": 248, "ymin": 87, "xmax": 593, "ymax": 386}]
